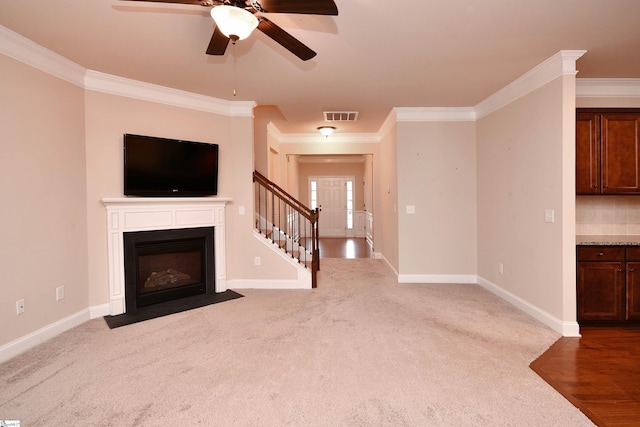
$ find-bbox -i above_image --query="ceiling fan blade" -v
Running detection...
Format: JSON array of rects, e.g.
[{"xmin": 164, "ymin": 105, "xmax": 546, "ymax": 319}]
[
  {"xmin": 120, "ymin": 0, "xmax": 216, "ymax": 5},
  {"xmin": 257, "ymin": 17, "xmax": 316, "ymax": 60},
  {"xmin": 206, "ymin": 26, "xmax": 230, "ymax": 55},
  {"xmin": 251, "ymin": 0, "xmax": 338, "ymax": 15}
]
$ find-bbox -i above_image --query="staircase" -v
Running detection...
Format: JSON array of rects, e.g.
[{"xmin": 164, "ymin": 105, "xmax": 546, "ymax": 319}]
[{"xmin": 253, "ymin": 171, "xmax": 320, "ymax": 288}]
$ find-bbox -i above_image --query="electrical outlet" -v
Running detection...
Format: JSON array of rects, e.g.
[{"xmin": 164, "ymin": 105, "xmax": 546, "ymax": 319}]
[
  {"xmin": 16, "ymin": 299, "xmax": 25, "ymax": 315},
  {"xmin": 254, "ymin": 256, "xmax": 261, "ymax": 266},
  {"xmin": 56, "ymin": 286, "xmax": 65, "ymax": 301}
]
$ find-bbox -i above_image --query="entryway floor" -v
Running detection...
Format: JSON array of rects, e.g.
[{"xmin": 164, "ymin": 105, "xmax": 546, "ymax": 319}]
[{"xmin": 318, "ymin": 238, "xmax": 372, "ymax": 259}]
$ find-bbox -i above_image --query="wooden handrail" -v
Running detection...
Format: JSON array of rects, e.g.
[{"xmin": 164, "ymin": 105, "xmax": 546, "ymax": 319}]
[{"xmin": 253, "ymin": 170, "xmax": 318, "ymax": 222}]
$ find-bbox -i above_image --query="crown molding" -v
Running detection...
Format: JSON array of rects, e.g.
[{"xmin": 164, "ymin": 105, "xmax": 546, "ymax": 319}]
[
  {"xmin": 84, "ymin": 70, "xmax": 255, "ymax": 117},
  {"xmin": 279, "ymin": 132, "xmax": 381, "ymax": 144},
  {"xmin": 576, "ymin": 78, "xmax": 640, "ymax": 98},
  {"xmin": 475, "ymin": 50, "xmax": 586, "ymax": 119},
  {"xmin": 378, "ymin": 109, "xmax": 398, "ymax": 137},
  {"xmin": 371, "ymin": 107, "xmax": 475, "ymax": 142},
  {"xmin": 297, "ymin": 155, "xmax": 366, "ymax": 164},
  {"xmin": 394, "ymin": 107, "xmax": 477, "ymax": 122},
  {"xmin": 0, "ymin": 25, "xmax": 85, "ymax": 87},
  {"xmin": 268, "ymin": 122, "xmax": 380, "ymax": 144},
  {"xmin": 6, "ymin": 28, "xmax": 635, "ymax": 137},
  {"xmin": 0, "ymin": 24, "xmax": 255, "ymax": 117}
]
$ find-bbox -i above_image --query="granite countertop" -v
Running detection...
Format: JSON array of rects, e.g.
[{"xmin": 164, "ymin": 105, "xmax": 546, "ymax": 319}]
[{"xmin": 576, "ymin": 235, "xmax": 640, "ymax": 246}]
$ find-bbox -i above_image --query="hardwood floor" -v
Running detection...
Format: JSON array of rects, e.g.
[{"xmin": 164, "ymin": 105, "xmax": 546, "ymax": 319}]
[
  {"xmin": 318, "ymin": 238, "xmax": 372, "ymax": 259},
  {"xmin": 531, "ymin": 327, "xmax": 640, "ymax": 426}
]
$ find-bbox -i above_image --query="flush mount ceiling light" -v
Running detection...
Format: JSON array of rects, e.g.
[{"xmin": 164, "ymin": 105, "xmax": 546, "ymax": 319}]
[
  {"xmin": 210, "ymin": 5, "xmax": 259, "ymax": 41},
  {"xmin": 317, "ymin": 126, "xmax": 336, "ymax": 137}
]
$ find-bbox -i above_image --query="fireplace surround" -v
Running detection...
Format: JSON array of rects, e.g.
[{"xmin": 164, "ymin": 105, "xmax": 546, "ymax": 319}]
[{"xmin": 102, "ymin": 197, "xmax": 231, "ymax": 316}]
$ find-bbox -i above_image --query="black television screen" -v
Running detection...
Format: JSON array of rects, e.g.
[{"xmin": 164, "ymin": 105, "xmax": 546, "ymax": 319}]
[{"xmin": 124, "ymin": 133, "xmax": 219, "ymax": 197}]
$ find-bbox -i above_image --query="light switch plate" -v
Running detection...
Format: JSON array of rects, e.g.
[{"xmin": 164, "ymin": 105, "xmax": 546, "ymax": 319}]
[{"xmin": 544, "ymin": 209, "xmax": 554, "ymax": 223}]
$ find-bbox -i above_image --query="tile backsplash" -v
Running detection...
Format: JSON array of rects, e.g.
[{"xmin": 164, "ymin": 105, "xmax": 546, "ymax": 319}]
[{"xmin": 576, "ymin": 196, "xmax": 640, "ymax": 235}]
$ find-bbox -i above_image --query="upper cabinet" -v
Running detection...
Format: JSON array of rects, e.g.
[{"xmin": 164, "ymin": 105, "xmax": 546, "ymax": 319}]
[{"xmin": 576, "ymin": 109, "xmax": 640, "ymax": 195}]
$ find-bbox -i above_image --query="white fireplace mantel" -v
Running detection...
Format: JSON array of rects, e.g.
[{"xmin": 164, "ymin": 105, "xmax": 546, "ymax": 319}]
[{"xmin": 101, "ymin": 197, "xmax": 232, "ymax": 315}]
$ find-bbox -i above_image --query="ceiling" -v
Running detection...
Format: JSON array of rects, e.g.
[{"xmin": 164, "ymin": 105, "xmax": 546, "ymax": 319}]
[{"xmin": 1, "ymin": 0, "xmax": 639, "ymax": 135}]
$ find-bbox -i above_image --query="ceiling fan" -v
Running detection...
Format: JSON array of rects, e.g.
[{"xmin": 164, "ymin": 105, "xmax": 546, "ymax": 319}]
[{"xmin": 123, "ymin": 0, "xmax": 339, "ymax": 60}]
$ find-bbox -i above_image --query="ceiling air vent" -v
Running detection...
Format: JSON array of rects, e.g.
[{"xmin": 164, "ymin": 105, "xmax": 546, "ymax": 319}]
[{"xmin": 323, "ymin": 111, "xmax": 359, "ymax": 122}]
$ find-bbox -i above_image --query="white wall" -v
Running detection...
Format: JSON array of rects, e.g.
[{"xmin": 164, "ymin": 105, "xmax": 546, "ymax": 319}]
[
  {"xmin": 0, "ymin": 55, "xmax": 88, "ymax": 345},
  {"xmin": 396, "ymin": 120, "xmax": 477, "ymax": 281},
  {"xmin": 476, "ymin": 76, "xmax": 576, "ymax": 333},
  {"xmin": 375, "ymin": 122, "xmax": 399, "ymax": 270}
]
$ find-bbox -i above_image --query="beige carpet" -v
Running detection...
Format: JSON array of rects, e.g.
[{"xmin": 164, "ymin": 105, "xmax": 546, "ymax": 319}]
[{"xmin": 0, "ymin": 259, "xmax": 593, "ymax": 426}]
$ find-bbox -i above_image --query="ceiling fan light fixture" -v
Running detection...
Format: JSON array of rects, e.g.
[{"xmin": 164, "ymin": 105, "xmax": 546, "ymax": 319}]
[
  {"xmin": 210, "ymin": 5, "xmax": 259, "ymax": 41},
  {"xmin": 317, "ymin": 126, "xmax": 336, "ymax": 137}
]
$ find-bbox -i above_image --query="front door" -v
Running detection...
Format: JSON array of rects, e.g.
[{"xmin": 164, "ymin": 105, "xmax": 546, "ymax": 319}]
[{"xmin": 311, "ymin": 176, "xmax": 354, "ymax": 238}]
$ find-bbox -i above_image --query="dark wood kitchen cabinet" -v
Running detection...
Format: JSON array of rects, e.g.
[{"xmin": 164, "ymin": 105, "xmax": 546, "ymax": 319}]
[
  {"xmin": 576, "ymin": 109, "xmax": 640, "ymax": 195},
  {"xmin": 624, "ymin": 247, "xmax": 640, "ymax": 320},
  {"xmin": 577, "ymin": 245, "xmax": 640, "ymax": 324},
  {"xmin": 577, "ymin": 246, "xmax": 625, "ymax": 321},
  {"xmin": 576, "ymin": 112, "xmax": 600, "ymax": 194}
]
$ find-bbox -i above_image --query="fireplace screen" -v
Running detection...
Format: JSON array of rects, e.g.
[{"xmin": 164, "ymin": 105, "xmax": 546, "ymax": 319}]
[
  {"xmin": 138, "ymin": 249, "xmax": 202, "ymax": 294},
  {"xmin": 124, "ymin": 227, "xmax": 215, "ymax": 312}
]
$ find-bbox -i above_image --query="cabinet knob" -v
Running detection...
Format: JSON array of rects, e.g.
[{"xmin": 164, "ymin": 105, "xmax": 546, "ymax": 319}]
[
  {"xmin": 597, "ymin": 252, "xmax": 604, "ymax": 256},
  {"xmin": 619, "ymin": 268, "xmax": 624, "ymax": 272},
  {"xmin": 631, "ymin": 268, "xmax": 635, "ymax": 272}
]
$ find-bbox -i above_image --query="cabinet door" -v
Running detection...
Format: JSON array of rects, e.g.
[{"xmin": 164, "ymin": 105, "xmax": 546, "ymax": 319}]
[
  {"xmin": 601, "ymin": 112, "xmax": 640, "ymax": 194},
  {"xmin": 576, "ymin": 112, "xmax": 600, "ymax": 194},
  {"xmin": 577, "ymin": 261, "xmax": 624, "ymax": 321},
  {"xmin": 627, "ymin": 262, "xmax": 640, "ymax": 320}
]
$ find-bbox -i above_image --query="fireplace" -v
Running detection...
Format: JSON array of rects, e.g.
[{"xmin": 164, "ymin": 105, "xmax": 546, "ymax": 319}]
[
  {"xmin": 123, "ymin": 227, "xmax": 215, "ymax": 313},
  {"xmin": 101, "ymin": 197, "xmax": 231, "ymax": 316}
]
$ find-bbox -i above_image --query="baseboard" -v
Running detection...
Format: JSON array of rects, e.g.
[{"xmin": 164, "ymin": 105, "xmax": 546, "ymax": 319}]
[
  {"xmin": 228, "ymin": 277, "xmax": 311, "ymax": 289},
  {"xmin": 477, "ymin": 276, "xmax": 580, "ymax": 337},
  {"xmin": 90, "ymin": 303, "xmax": 111, "ymax": 319},
  {"xmin": 398, "ymin": 274, "xmax": 478, "ymax": 284},
  {"xmin": 0, "ymin": 308, "xmax": 87, "ymax": 364},
  {"xmin": 223, "ymin": 265, "xmax": 312, "ymax": 289},
  {"xmin": 375, "ymin": 253, "xmax": 400, "ymax": 278}
]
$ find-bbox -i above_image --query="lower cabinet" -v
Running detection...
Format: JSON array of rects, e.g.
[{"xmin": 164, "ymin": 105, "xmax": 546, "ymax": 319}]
[
  {"xmin": 625, "ymin": 247, "xmax": 640, "ymax": 321},
  {"xmin": 577, "ymin": 245, "xmax": 640, "ymax": 323},
  {"xmin": 577, "ymin": 246, "xmax": 624, "ymax": 321}
]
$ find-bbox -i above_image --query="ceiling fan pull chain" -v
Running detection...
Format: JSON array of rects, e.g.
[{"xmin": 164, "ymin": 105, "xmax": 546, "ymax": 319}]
[{"xmin": 232, "ymin": 42, "xmax": 237, "ymax": 97}]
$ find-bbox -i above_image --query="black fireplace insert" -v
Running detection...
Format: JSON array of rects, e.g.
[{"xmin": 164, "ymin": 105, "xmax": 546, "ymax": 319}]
[{"xmin": 123, "ymin": 227, "xmax": 215, "ymax": 313}]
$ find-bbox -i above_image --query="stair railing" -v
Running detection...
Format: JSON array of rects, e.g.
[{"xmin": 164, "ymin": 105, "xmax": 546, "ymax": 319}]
[{"xmin": 253, "ymin": 170, "xmax": 320, "ymax": 288}]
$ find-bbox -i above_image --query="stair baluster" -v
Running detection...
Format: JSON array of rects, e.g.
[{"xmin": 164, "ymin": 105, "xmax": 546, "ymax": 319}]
[{"xmin": 253, "ymin": 171, "xmax": 320, "ymax": 288}]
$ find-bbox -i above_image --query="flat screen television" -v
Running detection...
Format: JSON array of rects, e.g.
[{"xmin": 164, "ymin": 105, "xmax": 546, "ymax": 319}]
[{"xmin": 124, "ymin": 133, "xmax": 219, "ymax": 197}]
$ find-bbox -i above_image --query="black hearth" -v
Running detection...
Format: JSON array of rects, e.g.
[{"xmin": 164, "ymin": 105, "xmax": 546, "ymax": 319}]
[{"xmin": 123, "ymin": 227, "xmax": 215, "ymax": 313}]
